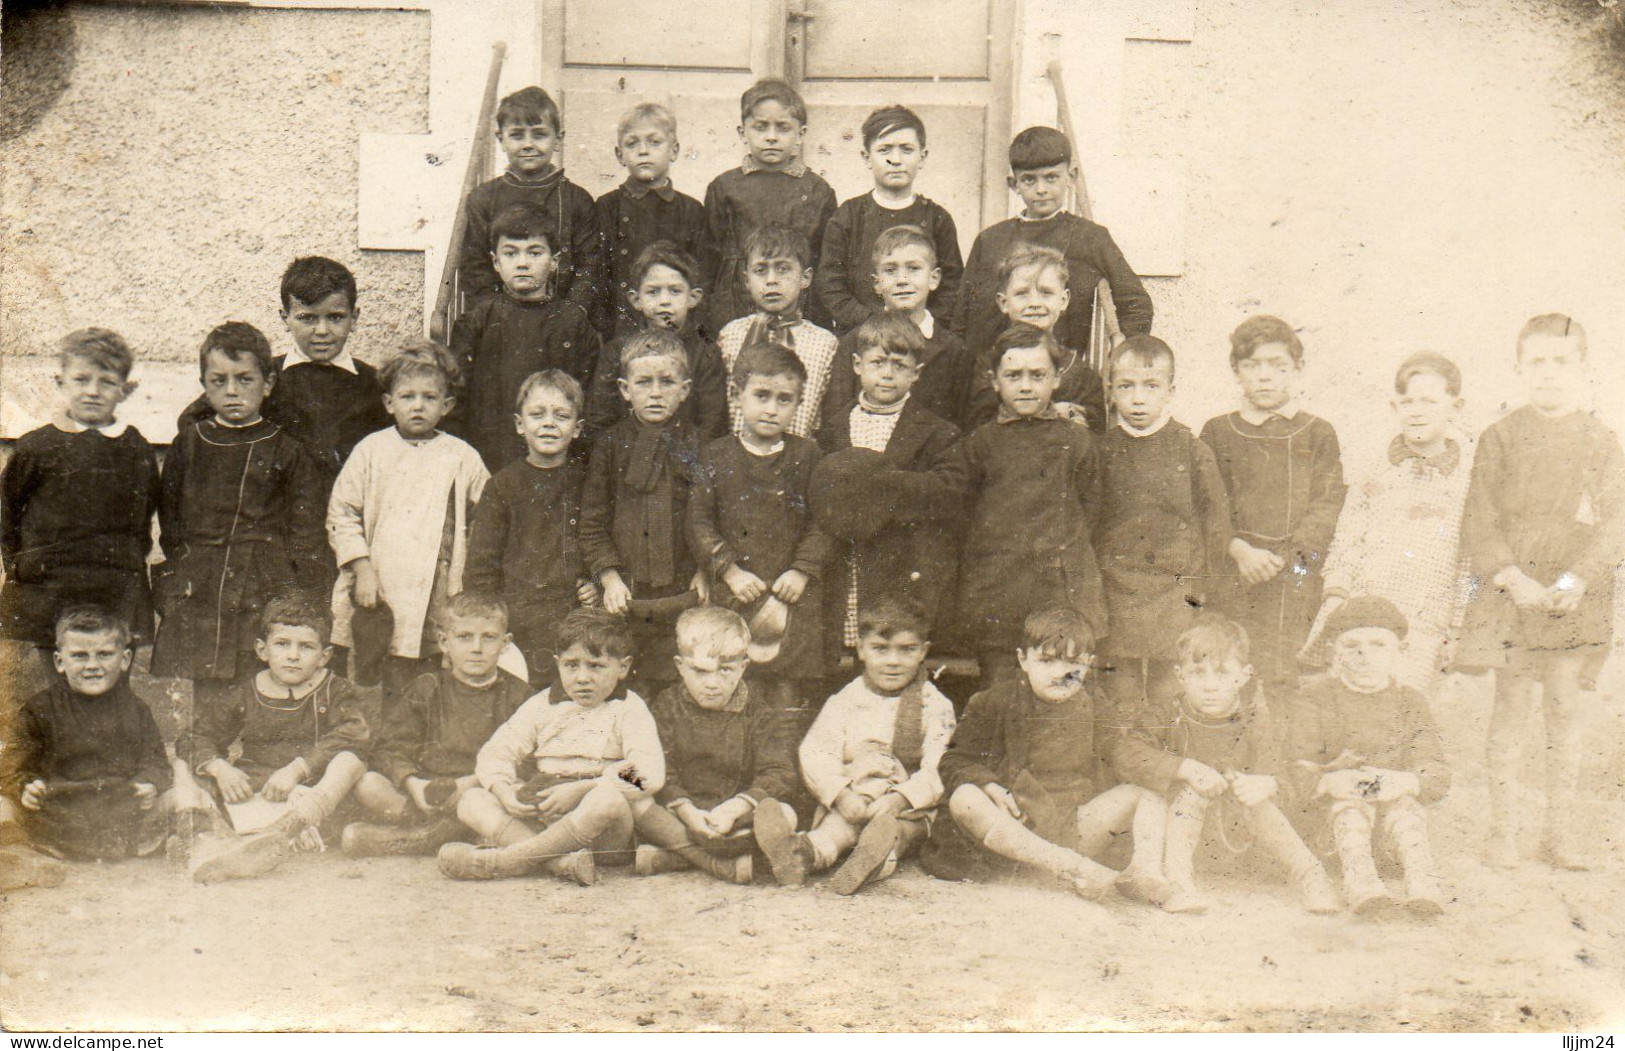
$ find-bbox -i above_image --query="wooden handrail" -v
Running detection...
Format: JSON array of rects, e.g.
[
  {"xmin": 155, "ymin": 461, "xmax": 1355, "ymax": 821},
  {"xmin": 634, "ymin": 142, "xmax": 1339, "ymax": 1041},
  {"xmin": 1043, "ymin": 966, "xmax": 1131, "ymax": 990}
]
[
  {"xmin": 1044, "ymin": 59, "xmax": 1121, "ymax": 368},
  {"xmin": 430, "ymin": 41, "xmax": 507, "ymax": 344}
]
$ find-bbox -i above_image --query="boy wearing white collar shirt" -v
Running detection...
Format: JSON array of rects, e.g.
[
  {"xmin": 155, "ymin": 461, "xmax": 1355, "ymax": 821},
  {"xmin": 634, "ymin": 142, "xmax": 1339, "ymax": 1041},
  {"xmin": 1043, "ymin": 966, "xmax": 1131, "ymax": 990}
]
[
  {"xmin": 1095, "ymin": 336, "xmax": 1233, "ymax": 725},
  {"xmin": 1201, "ymin": 316, "xmax": 1347, "ymax": 700},
  {"xmin": 1, "ymin": 329, "xmax": 161, "ymax": 708}
]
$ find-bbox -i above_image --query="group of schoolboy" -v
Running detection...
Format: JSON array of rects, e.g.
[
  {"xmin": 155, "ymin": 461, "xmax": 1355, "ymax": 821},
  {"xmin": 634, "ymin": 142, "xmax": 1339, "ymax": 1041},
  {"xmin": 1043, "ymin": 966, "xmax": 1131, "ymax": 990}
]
[{"xmin": 2, "ymin": 77, "xmax": 1619, "ymax": 923}]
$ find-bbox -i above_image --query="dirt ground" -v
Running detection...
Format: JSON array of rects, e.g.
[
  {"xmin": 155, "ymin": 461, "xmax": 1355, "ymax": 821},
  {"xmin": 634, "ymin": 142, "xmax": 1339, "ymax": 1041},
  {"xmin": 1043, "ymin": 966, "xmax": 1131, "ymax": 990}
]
[{"xmin": 2, "ymin": 673, "xmax": 1622, "ymax": 1034}]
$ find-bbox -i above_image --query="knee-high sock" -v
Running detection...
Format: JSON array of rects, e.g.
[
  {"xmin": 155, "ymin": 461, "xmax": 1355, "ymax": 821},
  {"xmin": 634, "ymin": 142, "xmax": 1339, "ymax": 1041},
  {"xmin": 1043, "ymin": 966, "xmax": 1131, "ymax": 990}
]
[
  {"xmin": 1163, "ymin": 787, "xmax": 1208, "ymax": 887},
  {"xmin": 633, "ymin": 803, "xmax": 740, "ymax": 880}
]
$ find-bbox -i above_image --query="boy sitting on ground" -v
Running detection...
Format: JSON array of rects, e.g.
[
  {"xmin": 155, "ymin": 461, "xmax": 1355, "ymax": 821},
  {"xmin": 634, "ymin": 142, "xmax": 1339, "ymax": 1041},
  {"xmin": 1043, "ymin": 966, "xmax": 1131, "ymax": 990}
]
[
  {"xmin": 341, "ymin": 592, "xmax": 533, "ymax": 858},
  {"xmin": 439, "ymin": 608, "xmax": 675, "ymax": 885},
  {"xmin": 1281, "ymin": 596, "xmax": 1450, "ymax": 917},
  {"xmin": 924, "ymin": 606, "xmax": 1172, "ymax": 908},
  {"xmin": 0, "ymin": 607, "xmax": 186, "ymax": 891},
  {"xmin": 177, "ymin": 594, "xmax": 371, "ymax": 883},
  {"xmin": 1112, "ymin": 614, "xmax": 1339, "ymax": 914},
  {"xmin": 758, "ymin": 599, "xmax": 956, "ymax": 894},
  {"xmin": 638, "ymin": 606, "xmax": 801, "ymax": 882}
]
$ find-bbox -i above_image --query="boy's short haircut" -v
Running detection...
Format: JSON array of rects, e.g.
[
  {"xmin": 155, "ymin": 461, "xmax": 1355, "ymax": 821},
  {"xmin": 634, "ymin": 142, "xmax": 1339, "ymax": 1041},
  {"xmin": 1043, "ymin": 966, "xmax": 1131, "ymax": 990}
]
[
  {"xmin": 259, "ymin": 592, "xmax": 333, "ymax": 647},
  {"xmin": 1111, "ymin": 334, "xmax": 1177, "ymax": 383},
  {"xmin": 436, "ymin": 590, "xmax": 509, "ymax": 633},
  {"xmin": 861, "ymin": 104, "xmax": 926, "ymax": 149},
  {"xmin": 198, "ymin": 321, "xmax": 274, "ymax": 381},
  {"xmin": 732, "ymin": 341, "xmax": 807, "ymax": 394},
  {"xmin": 514, "ymin": 368, "xmax": 584, "ymax": 416},
  {"xmin": 555, "ymin": 607, "xmax": 634, "ymax": 660},
  {"xmin": 740, "ymin": 78, "xmax": 807, "ymax": 125},
  {"xmin": 618, "ymin": 101, "xmax": 677, "ymax": 140},
  {"xmin": 996, "ymin": 242, "xmax": 1068, "ymax": 293},
  {"xmin": 1021, "ymin": 606, "xmax": 1095, "ymax": 660},
  {"xmin": 379, "ymin": 339, "xmax": 460, "ymax": 393},
  {"xmin": 851, "ymin": 312, "xmax": 925, "ymax": 364},
  {"xmin": 54, "ymin": 604, "xmax": 131, "ymax": 649},
  {"xmin": 1517, "ymin": 313, "xmax": 1587, "ymax": 360},
  {"xmin": 990, "ymin": 323, "xmax": 1066, "ymax": 372},
  {"xmin": 496, "ymin": 85, "xmax": 561, "ymax": 132},
  {"xmin": 488, "ymin": 203, "xmax": 559, "ymax": 254},
  {"xmin": 870, "ymin": 224, "xmax": 937, "ymax": 270},
  {"xmin": 280, "ymin": 256, "xmax": 357, "ymax": 312},
  {"xmin": 1394, "ymin": 351, "xmax": 1462, "ymax": 397},
  {"xmin": 57, "ymin": 328, "xmax": 135, "ymax": 380},
  {"xmin": 856, "ymin": 597, "xmax": 930, "ymax": 643},
  {"xmin": 1228, "ymin": 315, "xmax": 1304, "ymax": 368},
  {"xmin": 619, "ymin": 328, "xmax": 691, "ymax": 380},
  {"xmin": 631, "ymin": 241, "xmax": 703, "ymax": 291},
  {"xmin": 742, "ymin": 223, "xmax": 812, "ymax": 270},
  {"xmin": 675, "ymin": 606, "xmax": 751, "ymax": 661},
  {"xmin": 1008, "ymin": 126, "xmax": 1071, "ymax": 171},
  {"xmin": 1174, "ymin": 613, "xmax": 1250, "ymax": 669}
]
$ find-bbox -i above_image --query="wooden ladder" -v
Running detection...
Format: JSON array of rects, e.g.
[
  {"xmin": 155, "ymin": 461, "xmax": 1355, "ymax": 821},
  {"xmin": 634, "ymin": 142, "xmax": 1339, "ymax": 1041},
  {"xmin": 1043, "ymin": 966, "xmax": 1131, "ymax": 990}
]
[{"xmin": 429, "ymin": 41, "xmax": 508, "ymax": 345}]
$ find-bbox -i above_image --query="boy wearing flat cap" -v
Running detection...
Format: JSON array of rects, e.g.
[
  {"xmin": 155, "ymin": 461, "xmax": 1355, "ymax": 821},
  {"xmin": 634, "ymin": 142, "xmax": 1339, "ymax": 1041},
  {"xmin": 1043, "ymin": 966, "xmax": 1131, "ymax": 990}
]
[{"xmin": 1280, "ymin": 595, "xmax": 1450, "ymax": 918}]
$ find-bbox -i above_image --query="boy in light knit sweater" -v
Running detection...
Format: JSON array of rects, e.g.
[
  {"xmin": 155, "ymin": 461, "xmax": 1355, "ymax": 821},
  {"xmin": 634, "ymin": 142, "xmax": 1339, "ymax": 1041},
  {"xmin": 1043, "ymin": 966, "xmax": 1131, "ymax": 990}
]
[
  {"xmin": 440, "ymin": 608, "xmax": 742, "ymax": 886},
  {"xmin": 755, "ymin": 599, "xmax": 955, "ymax": 894}
]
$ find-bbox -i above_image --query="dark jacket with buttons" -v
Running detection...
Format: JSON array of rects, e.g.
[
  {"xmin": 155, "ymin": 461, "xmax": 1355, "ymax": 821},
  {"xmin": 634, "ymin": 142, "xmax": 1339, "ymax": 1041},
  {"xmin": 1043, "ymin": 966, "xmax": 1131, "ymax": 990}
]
[
  {"xmin": 1094, "ymin": 420, "xmax": 1232, "ymax": 659},
  {"xmin": 593, "ymin": 181, "xmax": 709, "ymax": 339},
  {"xmin": 465, "ymin": 459, "xmax": 590, "ymax": 665}
]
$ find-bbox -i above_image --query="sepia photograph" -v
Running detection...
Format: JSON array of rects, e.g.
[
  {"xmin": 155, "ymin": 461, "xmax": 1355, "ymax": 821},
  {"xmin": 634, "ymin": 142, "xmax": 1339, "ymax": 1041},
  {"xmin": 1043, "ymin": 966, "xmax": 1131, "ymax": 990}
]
[{"xmin": 0, "ymin": 0, "xmax": 1623, "ymax": 1035}]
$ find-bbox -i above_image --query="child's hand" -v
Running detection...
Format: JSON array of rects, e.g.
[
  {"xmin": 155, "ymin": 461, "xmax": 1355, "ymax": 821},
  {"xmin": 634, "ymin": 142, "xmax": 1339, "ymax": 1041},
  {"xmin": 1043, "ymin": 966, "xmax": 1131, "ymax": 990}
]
[
  {"xmin": 833, "ymin": 787, "xmax": 870, "ymax": 825},
  {"xmin": 985, "ymin": 783, "xmax": 1023, "ymax": 819},
  {"xmin": 492, "ymin": 781, "xmax": 537, "ymax": 817},
  {"xmin": 1363, "ymin": 767, "xmax": 1421, "ymax": 803},
  {"xmin": 351, "ymin": 558, "xmax": 381, "ymax": 609},
  {"xmin": 600, "ymin": 571, "xmax": 632, "ymax": 615},
  {"xmin": 691, "ymin": 570, "xmax": 710, "ymax": 605},
  {"xmin": 404, "ymin": 776, "xmax": 434, "ymax": 813},
  {"xmin": 293, "ymin": 826, "xmax": 326, "ymax": 853},
  {"xmin": 261, "ymin": 759, "xmax": 307, "ymax": 802},
  {"xmin": 673, "ymin": 800, "xmax": 714, "ymax": 837},
  {"xmin": 706, "ymin": 796, "xmax": 752, "ymax": 836},
  {"xmin": 132, "ymin": 781, "xmax": 158, "ymax": 811},
  {"xmin": 1501, "ymin": 568, "xmax": 1550, "ymax": 610},
  {"xmin": 771, "ymin": 570, "xmax": 809, "ymax": 604},
  {"xmin": 19, "ymin": 779, "xmax": 47, "ymax": 811},
  {"xmin": 206, "ymin": 759, "xmax": 254, "ymax": 804},
  {"xmin": 1546, "ymin": 572, "xmax": 1587, "ymax": 613},
  {"xmin": 1228, "ymin": 772, "xmax": 1278, "ymax": 807},
  {"xmin": 724, "ymin": 566, "xmax": 768, "ymax": 604},
  {"xmin": 1229, "ymin": 539, "xmax": 1284, "ymax": 587},
  {"xmin": 576, "ymin": 579, "xmax": 602, "ymax": 608},
  {"xmin": 850, "ymin": 752, "xmax": 903, "ymax": 782},
  {"xmin": 1315, "ymin": 768, "xmax": 1369, "ymax": 801},
  {"xmin": 1178, "ymin": 759, "xmax": 1228, "ymax": 798},
  {"xmin": 866, "ymin": 791, "xmax": 909, "ymax": 821}
]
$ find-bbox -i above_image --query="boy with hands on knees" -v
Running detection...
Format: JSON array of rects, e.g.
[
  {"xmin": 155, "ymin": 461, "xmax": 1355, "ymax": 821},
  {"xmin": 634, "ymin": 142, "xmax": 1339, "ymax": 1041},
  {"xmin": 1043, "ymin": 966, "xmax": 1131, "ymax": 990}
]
[
  {"xmin": 1112, "ymin": 615, "xmax": 1339, "ymax": 915},
  {"xmin": 177, "ymin": 595, "xmax": 370, "ymax": 883},
  {"xmin": 439, "ymin": 608, "xmax": 666, "ymax": 885},
  {"xmin": 1282, "ymin": 596, "xmax": 1450, "ymax": 918},
  {"xmin": 639, "ymin": 606, "xmax": 800, "ymax": 883},
  {"xmin": 926, "ymin": 607, "xmax": 1173, "ymax": 908},
  {"xmin": 341, "ymin": 592, "xmax": 532, "ymax": 858},
  {"xmin": 757, "ymin": 599, "xmax": 955, "ymax": 894}
]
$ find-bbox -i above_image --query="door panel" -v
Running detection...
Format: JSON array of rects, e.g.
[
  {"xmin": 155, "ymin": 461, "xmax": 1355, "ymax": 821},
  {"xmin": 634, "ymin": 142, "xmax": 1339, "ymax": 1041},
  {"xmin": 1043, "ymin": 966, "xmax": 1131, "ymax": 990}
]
[
  {"xmin": 563, "ymin": 0, "xmax": 755, "ymax": 71},
  {"xmin": 542, "ymin": 0, "xmax": 1013, "ymax": 255},
  {"xmin": 803, "ymin": 0, "xmax": 993, "ymax": 80}
]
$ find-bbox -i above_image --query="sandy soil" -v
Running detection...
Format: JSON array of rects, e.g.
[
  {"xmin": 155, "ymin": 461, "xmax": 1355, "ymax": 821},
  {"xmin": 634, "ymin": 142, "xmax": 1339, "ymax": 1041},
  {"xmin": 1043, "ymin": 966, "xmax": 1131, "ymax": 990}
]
[{"xmin": 1, "ymin": 674, "xmax": 1622, "ymax": 1033}]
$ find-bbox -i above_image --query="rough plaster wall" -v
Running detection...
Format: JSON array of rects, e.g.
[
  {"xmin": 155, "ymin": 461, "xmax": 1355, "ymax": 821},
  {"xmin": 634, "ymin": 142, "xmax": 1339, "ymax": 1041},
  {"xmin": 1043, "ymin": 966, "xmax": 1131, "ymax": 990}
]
[
  {"xmin": 0, "ymin": 2, "xmax": 431, "ymax": 368},
  {"xmin": 1111, "ymin": 0, "xmax": 1625, "ymax": 463}
]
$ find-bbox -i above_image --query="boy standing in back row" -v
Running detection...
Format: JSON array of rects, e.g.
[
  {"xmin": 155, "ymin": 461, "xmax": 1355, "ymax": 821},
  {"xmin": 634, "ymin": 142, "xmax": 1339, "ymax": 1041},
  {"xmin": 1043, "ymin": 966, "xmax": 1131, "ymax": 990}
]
[
  {"xmin": 702, "ymin": 79, "xmax": 837, "ymax": 333},
  {"xmin": 955, "ymin": 127, "xmax": 1152, "ymax": 359}
]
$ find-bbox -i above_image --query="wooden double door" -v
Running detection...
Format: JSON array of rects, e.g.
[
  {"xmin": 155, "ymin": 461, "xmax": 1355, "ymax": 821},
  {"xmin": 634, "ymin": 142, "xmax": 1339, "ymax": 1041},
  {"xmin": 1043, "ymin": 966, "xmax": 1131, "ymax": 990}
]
[{"xmin": 539, "ymin": 0, "xmax": 1016, "ymax": 259}]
